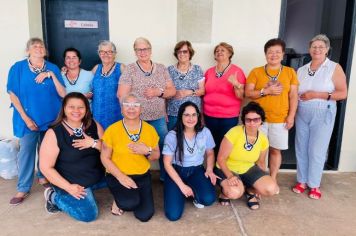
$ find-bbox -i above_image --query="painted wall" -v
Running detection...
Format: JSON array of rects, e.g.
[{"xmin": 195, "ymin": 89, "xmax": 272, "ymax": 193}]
[
  {"xmin": 0, "ymin": 1, "xmax": 31, "ymax": 138},
  {"xmin": 339, "ymin": 44, "xmax": 356, "ymax": 172}
]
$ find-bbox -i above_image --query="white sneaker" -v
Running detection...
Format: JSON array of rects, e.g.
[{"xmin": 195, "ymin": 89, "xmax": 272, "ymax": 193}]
[
  {"xmin": 193, "ymin": 200, "xmax": 205, "ymax": 209},
  {"xmin": 44, "ymin": 187, "xmax": 60, "ymax": 214}
]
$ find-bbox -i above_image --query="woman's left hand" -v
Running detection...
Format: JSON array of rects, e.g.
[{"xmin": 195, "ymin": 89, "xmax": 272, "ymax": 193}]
[
  {"xmin": 204, "ymin": 170, "xmax": 220, "ymax": 185},
  {"xmin": 72, "ymin": 133, "xmax": 95, "ymax": 150},
  {"xmin": 299, "ymin": 91, "xmax": 315, "ymax": 101},
  {"xmin": 144, "ymin": 88, "xmax": 160, "ymax": 99},
  {"xmin": 227, "ymin": 72, "xmax": 241, "ymax": 87},
  {"xmin": 128, "ymin": 142, "xmax": 149, "ymax": 155},
  {"xmin": 174, "ymin": 90, "xmax": 191, "ymax": 99}
]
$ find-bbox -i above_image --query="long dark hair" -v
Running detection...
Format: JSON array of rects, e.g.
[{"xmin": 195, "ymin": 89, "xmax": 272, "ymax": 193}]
[
  {"xmin": 51, "ymin": 92, "xmax": 92, "ymax": 130},
  {"xmin": 174, "ymin": 101, "xmax": 203, "ymax": 163}
]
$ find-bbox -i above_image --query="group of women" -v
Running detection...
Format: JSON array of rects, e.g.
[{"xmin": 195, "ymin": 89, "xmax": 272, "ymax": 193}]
[{"xmin": 6, "ymin": 34, "xmax": 347, "ymax": 222}]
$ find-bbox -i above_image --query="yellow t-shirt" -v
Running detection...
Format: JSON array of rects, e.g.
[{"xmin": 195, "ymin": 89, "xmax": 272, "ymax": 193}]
[
  {"xmin": 216, "ymin": 125, "xmax": 269, "ymax": 174},
  {"xmin": 102, "ymin": 120, "xmax": 159, "ymax": 175},
  {"xmin": 246, "ymin": 66, "xmax": 298, "ymax": 123}
]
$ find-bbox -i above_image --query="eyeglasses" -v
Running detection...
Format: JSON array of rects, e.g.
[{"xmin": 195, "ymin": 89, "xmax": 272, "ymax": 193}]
[
  {"xmin": 135, "ymin": 48, "xmax": 151, "ymax": 54},
  {"xmin": 245, "ymin": 117, "xmax": 261, "ymax": 123},
  {"xmin": 99, "ymin": 50, "xmax": 114, "ymax": 56},
  {"xmin": 123, "ymin": 102, "xmax": 141, "ymax": 108},
  {"xmin": 183, "ymin": 113, "xmax": 198, "ymax": 118},
  {"xmin": 177, "ymin": 50, "xmax": 189, "ymax": 55},
  {"xmin": 311, "ymin": 46, "xmax": 326, "ymax": 50}
]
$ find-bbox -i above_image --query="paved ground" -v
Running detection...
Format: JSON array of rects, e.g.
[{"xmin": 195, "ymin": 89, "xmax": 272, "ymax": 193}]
[{"xmin": 1, "ymin": 172, "xmax": 355, "ymax": 236}]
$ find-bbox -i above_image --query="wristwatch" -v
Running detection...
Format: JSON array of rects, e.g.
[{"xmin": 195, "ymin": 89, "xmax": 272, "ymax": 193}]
[
  {"xmin": 260, "ymin": 88, "xmax": 265, "ymax": 97},
  {"xmin": 158, "ymin": 88, "xmax": 164, "ymax": 98},
  {"xmin": 144, "ymin": 146, "xmax": 152, "ymax": 158},
  {"xmin": 91, "ymin": 139, "xmax": 98, "ymax": 148},
  {"xmin": 191, "ymin": 89, "xmax": 196, "ymax": 96}
]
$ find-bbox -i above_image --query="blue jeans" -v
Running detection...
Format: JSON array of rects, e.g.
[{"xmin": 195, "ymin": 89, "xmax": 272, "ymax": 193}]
[
  {"xmin": 52, "ymin": 178, "xmax": 107, "ymax": 222},
  {"xmin": 204, "ymin": 115, "xmax": 238, "ymax": 157},
  {"xmin": 295, "ymin": 101, "xmax": 337, "ymax": 188},
  {"xmin": 17, "ymin": 131, "xmax": 46, "ymax": 193},
  {"xmin": 164, "ymin": 165, "xmax": 216, "ymax": 221},
  {"xmin": 167, "ymin": 115, "xmax": 177, "ymax": 131},
  {"xmin": 147, "ymin": 117, "xmax": 168, "ymax": 181}
]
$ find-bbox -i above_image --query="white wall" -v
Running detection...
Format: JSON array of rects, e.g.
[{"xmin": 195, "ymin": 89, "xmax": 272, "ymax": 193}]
[
  {"xmin": 339, "ymin": 44, "xmax": 356, "ymax": 172},
  {"xmin": 0, "ymin": 1, "xmax": 31, "ymax": 138}
]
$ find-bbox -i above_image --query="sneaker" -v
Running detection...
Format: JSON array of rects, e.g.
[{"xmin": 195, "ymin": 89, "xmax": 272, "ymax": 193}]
[
  {"xmin": 193, "ymin": 199, "xmax": 205, "ymax": 209},
  {"xmin": 44, "ymin": 187, "xmax": 60, "ymax": 214}
]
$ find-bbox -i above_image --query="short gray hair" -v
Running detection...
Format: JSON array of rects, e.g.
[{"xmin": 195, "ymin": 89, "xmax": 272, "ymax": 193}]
[
  {"xmin": 97, "ymin": 40, "xmax": 117, "ymax": 54},
  {"xmin": 309, "ymin": 34, "xmax": 330, "ymax": 49},
  {"xmin": 26, "ymin": 37, "xmax": 45, "ymax": 51},
  {"xmin": 121, "ymin": 92, "xmax": 141, "ymax": 104},
  {"xmin": 133, "ymin": 37, "xmax": 152, "ymax": 50}
]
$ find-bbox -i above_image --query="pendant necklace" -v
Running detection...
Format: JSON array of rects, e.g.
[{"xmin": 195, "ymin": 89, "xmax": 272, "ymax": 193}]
[
  {"xmin": 177, "ymin": 63, "xmax": 191, "ymax": 80},
  {"xmin": 184, "ymin": 133, "xmax": 197, "ymax": 154},
  {"xmin": 63, "ymin": 121, "xmax": 84, "ymax": 138},
  {"xmin": 307, "ymin": 67, "xmax": 316, "ymax": 76},
  {"xmin": 264, "ymin": 64, "xmax": 283, "ymax": 81},
  {"xmin": 215, "ymin": 62, "xmax": 231, "ymax": 78},
  {"xmin": 101, "ymin": 63, "xmax": 116, "ymax": 77},
  {"xmin": 137, "ymin": 60, "xmax": 153, "ymax": 76},
  {"xmin": 123, "ymin": 119, "xmax": 142, "ymax": 142},
  {"xmin": 28, "ymin": 58, "xmax": 46, "ymax": 74},
  {"xmin": 65, "ymin": 69, "xmax": 81, "ymax": 85},
  {"xmin": 243, "ymin": 127, "xmax": 259, "ymax": 151}
]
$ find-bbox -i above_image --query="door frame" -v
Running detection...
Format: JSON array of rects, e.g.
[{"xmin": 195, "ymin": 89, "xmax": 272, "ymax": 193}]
[{"xmin": 278, "ymin": 0, "xmax": 356, "ymax": 170}]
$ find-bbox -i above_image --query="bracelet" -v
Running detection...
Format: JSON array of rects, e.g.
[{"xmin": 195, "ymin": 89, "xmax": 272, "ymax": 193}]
[
  {"xmin": 260, "ymin": 88, "xmax": 265, "ymax": 97},
  {"xmin": 327, "ymin": 92, "xmax": 332, "ymax": 101},
  {"xmin": 144, "ymin": 146, "xmax": 152, "ymax": 158},
  {"xmin": 47, "ymin": 71, "xmax": 50, "ymax": 78},
  {"xmin": 91, "ymin": 139, "xmax": 98, "ymax": 148},
  {"xmin": 191, "ymin": 89, "xmax": 196, "ymax": 96}
]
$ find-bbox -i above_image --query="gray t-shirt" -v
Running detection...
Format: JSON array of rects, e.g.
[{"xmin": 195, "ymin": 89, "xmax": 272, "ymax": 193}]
[{"xmin": 163, "ymin": 127, "xmax": 215, "ymax": 167}]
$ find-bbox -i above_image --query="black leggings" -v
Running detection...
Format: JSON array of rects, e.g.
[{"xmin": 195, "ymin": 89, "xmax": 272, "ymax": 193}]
[{"xmin": 106, "ymin": 171, "xmax": 154, "ymax": 222}]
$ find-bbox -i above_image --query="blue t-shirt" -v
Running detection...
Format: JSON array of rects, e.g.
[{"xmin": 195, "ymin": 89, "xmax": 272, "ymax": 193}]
[
  {"xmin": 63, "ymin": 69, "xmax": 93, "ymax": 95},
  {"xmin": 167, "ymin": 64, "xmax": 204, "ymax": 116},
  {"xmin": 163, "ymin": 127, "xmax": 215, "ymax": 167},
  {"xmin": 92, "ymin": 63, "xmax": 122, "ymax": 130},
  {"xmin": 7, "ymin": 59, "xmax": 65, "ymax": 138}
]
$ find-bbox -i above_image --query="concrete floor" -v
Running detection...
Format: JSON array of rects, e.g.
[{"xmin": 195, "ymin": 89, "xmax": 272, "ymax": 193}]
[{"xmin": 1, "ymin": 172, "xmax": 356, "ymax": 236}]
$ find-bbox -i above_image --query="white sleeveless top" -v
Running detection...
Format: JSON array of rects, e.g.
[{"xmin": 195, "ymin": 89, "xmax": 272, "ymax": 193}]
[{"xmin": 297, "ymin": 58, "xmax": 336, "ymax": 102}]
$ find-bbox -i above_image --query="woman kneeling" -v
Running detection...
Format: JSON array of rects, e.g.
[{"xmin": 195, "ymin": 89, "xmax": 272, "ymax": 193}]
[
  {"xmin": 215, "ymin": 102, "xmax": 278, "ymax": 210},
  {"xmin": 40, "ymin": 92, "xmax": 105, "ymax": 222},
  {"xmin": 163, "ymin": 101, "xmax": 218, "ymax": 221},
  {"xmin": 101, "ymin": 93, "xmax": 159, "ymax": 222}
]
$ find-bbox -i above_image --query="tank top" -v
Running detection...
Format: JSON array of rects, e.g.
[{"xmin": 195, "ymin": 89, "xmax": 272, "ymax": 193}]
[
  {"xmin": 297, "ymin": 58, "xmax": 336, "ymax": 103},
  {"xmin": 53, "ymin": 121, "xmax": 104, "ymax": 188}
]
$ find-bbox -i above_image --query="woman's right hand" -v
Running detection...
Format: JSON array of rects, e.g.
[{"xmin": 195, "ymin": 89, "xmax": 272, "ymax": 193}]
[
  {"xmin": 66, "ymin": 184, "xmax": 87, "ymax": 200},
  {"xmin": 179, "ymin": 184, "xmax": 194, "ymax": 198},
  {"xmin": 118, "ymin": 174, "xmax": 138, "ymax": 189},
  {"xmin": 24, "ymin": 116, "xmax": 38, "ymax": 131},
  {"xmin": 227, "ymin": 176, "xmax": 240, "ymax": 186}
]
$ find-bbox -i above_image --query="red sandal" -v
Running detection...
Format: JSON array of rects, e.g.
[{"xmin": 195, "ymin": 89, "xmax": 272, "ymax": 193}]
[
  {"xmin": 292, "ymin": 182, "xmax": 307, "ymax": 194},
  {"xmin": 308, "ymin": 188, "xmax": 321, "ymax": 200}
]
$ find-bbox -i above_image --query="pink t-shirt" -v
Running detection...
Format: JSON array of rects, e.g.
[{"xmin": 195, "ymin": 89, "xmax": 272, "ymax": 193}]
[{"xmin": 203, "ymin": 64, "xmax": 246, "ymax": 118}]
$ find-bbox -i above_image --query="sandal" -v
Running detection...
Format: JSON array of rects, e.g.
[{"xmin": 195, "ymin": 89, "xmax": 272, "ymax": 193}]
[
  {"xmin": 292, "ymin": 182, "xmax": 307, "ymax": 194},
  {"xmin": 218, "ymin": 197, "xmax": 230, "ymax": 206},
  {"xmin": 308, "ymin": 188, "xmax": 321, "ymax": 200},
  {"xmin": 245, "ymin": 192, "xmax": 260, "ymax": 210},
  {"xmin": 9, "ymin": 192, "xmax": 30, "ymax": 206}
]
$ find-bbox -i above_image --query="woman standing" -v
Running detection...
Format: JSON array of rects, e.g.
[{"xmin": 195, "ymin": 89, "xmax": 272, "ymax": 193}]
[
  {"xmin": 62, "ymin": 48, "xmax": 93, "ymax": 102},
  {"xmin": 101, "ymin": 93, "xmax": 160, "ymax": 222},
  {"xmin": 293, "ymin": 34, "xmax": 347, "ymax": 199},
  {"xmin": 92, "ymin": 41, "xmax": 124, "ymax": 129},
  {"xmin": 40, "ymin": 92, "xmax": 105, "ymax": 222},
  {"xmin": 118, "ymin": 37, "xmax": 176, "ymax": 181},
  {"xmin": 163, "ymin": 101, "xmax": 217, "ymax": 221},
  {"xmin": 203, "ymin": 42, "xmax": 246, "ymax": 156},
  {"xmin": 166, "ymin": 41, "xmax": 205, "ymax": 130},
  {"xmin": 245, "ymin": 38, "xmax": 299, "ymax": 181},
  {"xmin": 7, "ymin": 37, "xmax": 65, "ymax": 205},
  {"xmin": 215, "ymin": 102, "xmax": 278, "ymax": 210}
]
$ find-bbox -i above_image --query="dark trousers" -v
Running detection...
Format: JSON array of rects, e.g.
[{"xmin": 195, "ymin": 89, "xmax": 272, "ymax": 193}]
[
  {"xmin": 204, "ymin": 115, "xmax": 238, "ymax": 156},
  {"xmin": 106, "ymin": 171, "xmax": 154, "ymax": 222},
  {"xmin": 164, "ymin": 165, "xmax": 216, "ymax": 221}
]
